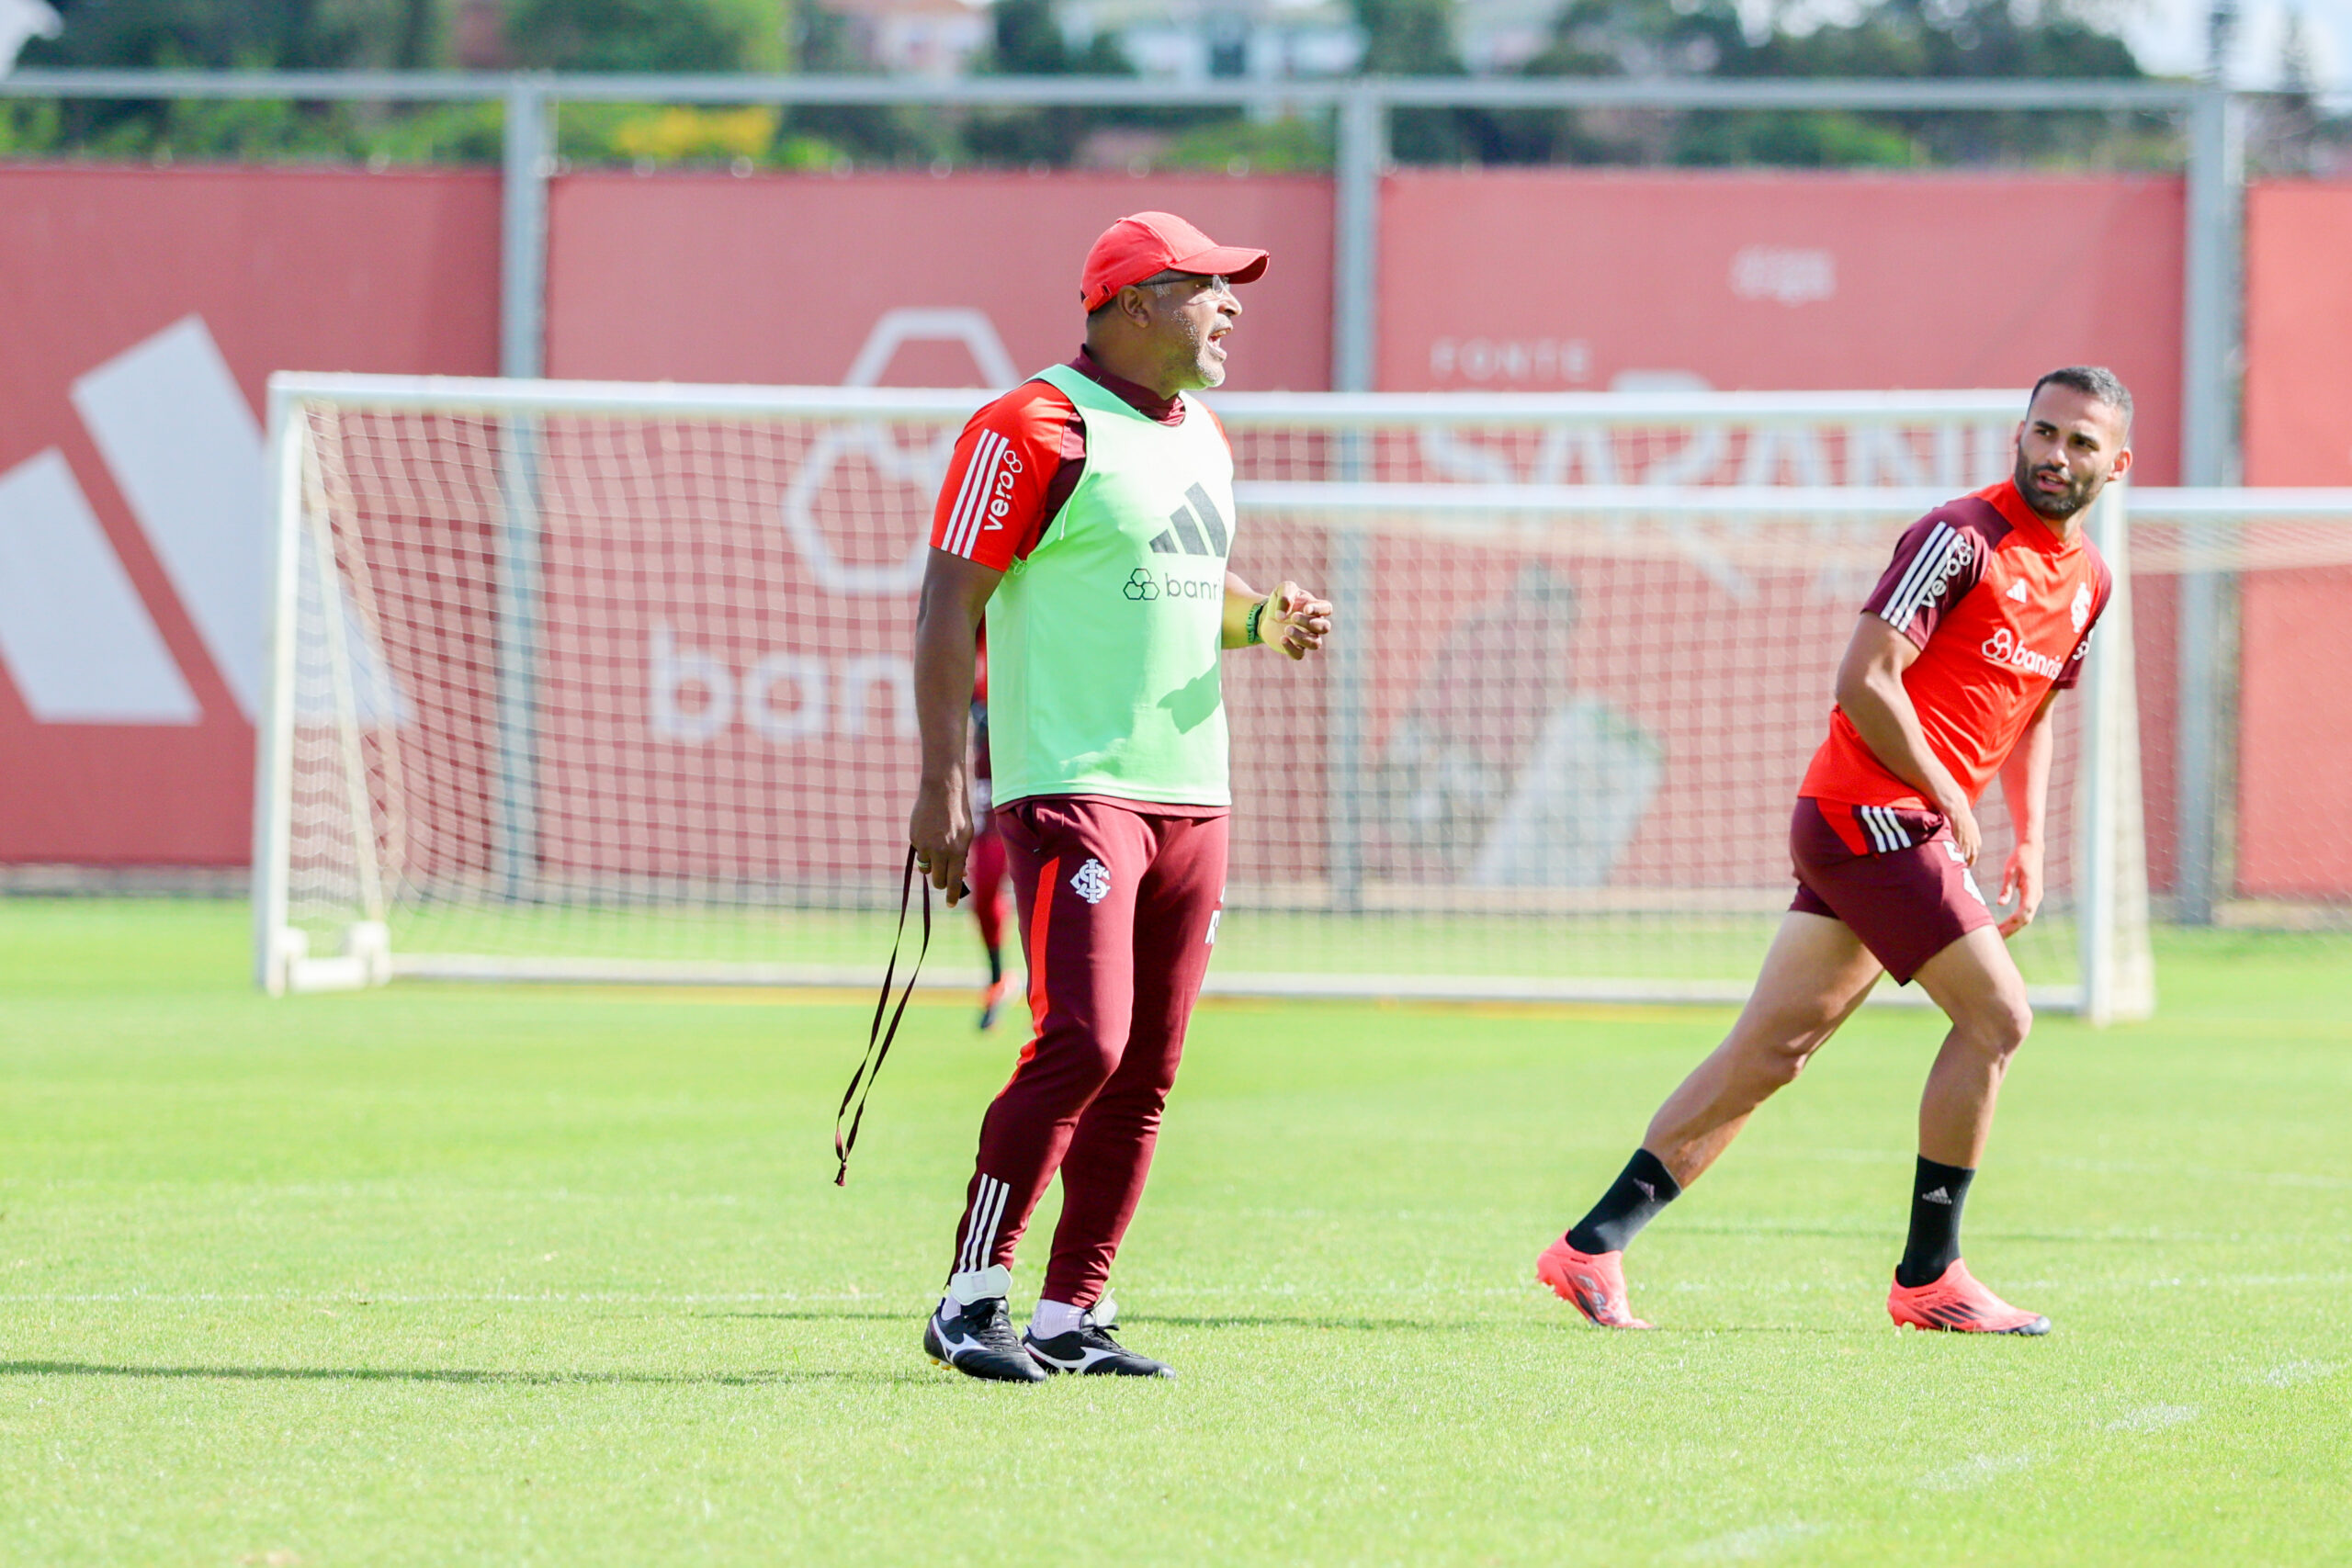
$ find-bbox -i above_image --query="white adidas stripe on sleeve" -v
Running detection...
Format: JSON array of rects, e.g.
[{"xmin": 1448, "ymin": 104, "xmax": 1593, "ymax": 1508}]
[{"xmin": 944, "ymin": 430, "xmax": 1011, "ymax": 558}]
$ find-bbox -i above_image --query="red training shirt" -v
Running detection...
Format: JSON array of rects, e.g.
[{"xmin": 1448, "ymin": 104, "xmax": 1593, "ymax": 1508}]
[
  {"xmin": 929, "ymin": 349, "xmax": 1223, "ymax": 571},
  {"xmin": 1799, "ymin": 478, "xmax": 2112, "ymax": 818}
]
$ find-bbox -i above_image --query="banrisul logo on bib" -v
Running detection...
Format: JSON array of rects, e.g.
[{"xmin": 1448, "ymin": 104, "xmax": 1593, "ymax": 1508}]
[{"xmin": 1122, "ymin": 567, "xmax": 1219, "ymax": 604}]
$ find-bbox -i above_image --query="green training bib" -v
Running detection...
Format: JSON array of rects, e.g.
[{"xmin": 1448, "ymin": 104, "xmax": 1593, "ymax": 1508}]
[{"xmin": 984, "ymin": 364, "xmax": 1238, "ymax": 807}]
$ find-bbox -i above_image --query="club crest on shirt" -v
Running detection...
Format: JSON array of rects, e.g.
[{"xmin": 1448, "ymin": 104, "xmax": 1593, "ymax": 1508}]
[{"xmin": 2071, "ymin": 581, "xmax": 2093, "ymax": 633}]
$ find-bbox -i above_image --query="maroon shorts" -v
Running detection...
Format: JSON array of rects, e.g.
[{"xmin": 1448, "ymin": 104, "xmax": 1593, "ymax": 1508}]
[{"xmin": 1788, "ymin": 797, "xmax": 1994, "ymax": 985}]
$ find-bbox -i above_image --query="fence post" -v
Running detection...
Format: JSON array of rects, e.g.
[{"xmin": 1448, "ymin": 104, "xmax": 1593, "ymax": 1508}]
[
  {"xmin": 2175, "ymin": 85, "xmax": 2245, "ymax": 923},
  {"xmin": 501, "ymin": 74, "xmax": 552, "ymax": 380},
  {"xmin": 1332, "ymin": 85, "xmax": 1382, "ymax": 398},
  {"xmin": 1325, "ymin": 85, "xmax": 1385, "ymax": 912},
  {"xmin": 493, "ymin": 74, "xmax": 552, "ymax": 902}
]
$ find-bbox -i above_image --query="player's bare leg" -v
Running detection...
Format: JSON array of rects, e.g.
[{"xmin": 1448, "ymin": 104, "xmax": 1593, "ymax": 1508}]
[
  {"xmin": 1885, "ymin": 925, "xmax": 2049, "ymax": 1333},
  {"xmin": 1907, "ymin": 924, "xmax": 2033, "ymax": 1168},
  {"xmin": 1539, "ymin": 910, "xmax": 1881, "ymax": 1326},
  {"xmin": 1640, "ymin": 910, "xmax": 1885, "ymax": 1186}
]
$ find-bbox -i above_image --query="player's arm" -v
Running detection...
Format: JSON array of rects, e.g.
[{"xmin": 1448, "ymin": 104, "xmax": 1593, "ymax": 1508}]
[
  {"xmin": 1833, "ymin": 615, "xmax": 1984, "ymax": 864},
  {"xmin": 1994, "ymin": 689, "xmax": 2060, "ymax": 936},
  {"xmin": 910, "ymin": 553, "xmax": 1002, "ymax": 906},
  {"xmin": 1221, "ymin": 572, "xmax": 1333, "ymax": 659},
  {"xmin": 909, "ymin": 390, "xmax": 1059, "ymax": 904}
]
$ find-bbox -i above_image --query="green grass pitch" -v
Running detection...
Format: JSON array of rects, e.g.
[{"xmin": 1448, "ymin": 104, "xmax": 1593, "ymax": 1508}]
[{"xmin": 1, "ymin": 899, "xmax": 2346, "ymax": 1565}]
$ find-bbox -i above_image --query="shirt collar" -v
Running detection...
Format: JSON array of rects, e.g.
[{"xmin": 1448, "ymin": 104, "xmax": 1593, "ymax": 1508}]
[{"xmin": 1069, "ymin": 347, "xmax": 1184, "ymax": 424}]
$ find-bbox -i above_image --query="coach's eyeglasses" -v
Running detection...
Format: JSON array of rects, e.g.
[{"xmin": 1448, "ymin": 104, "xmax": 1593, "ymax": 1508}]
[{"xmin": 1141, "ymin": 272, "xmax": 1236, "ymax": 300}]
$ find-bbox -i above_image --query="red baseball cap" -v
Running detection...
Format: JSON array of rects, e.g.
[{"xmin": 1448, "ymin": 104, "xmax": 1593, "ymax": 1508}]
[{"xmin": 1080, "ymin": 211, "xmax": 1270, "ymax": 312}]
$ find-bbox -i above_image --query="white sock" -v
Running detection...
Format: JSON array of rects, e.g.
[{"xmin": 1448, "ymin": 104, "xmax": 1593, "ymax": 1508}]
[
  {"xmin": 1030, "ymin": 1298, "xmax": 1086, "ymax": 1338},
  {"xmin": 944, "ymin": 1263, "xmax": 1012, "ymax": 1311}
]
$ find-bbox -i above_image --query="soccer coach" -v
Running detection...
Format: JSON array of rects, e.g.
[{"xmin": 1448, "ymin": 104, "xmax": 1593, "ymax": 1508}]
[{"xmin": 906, "ymin": 212, "xmax": 1334, "ymax": 1382}]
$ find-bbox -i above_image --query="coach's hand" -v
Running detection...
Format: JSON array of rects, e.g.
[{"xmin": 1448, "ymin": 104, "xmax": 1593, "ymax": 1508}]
[
  {"xmin": 909, "ymin": 780, "xmax": 974, "ymax": 908},
  {"xmin": 1997, "ymin": 839, "xmax": 2043, "ymax": 937},
  {"xmin": 1265, "ymin": 582, "xmax": 1333, "ymax": 660}
]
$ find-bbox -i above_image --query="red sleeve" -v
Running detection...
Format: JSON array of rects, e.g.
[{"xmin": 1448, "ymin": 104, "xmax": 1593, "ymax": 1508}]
[
  {"xmin": 1863, "ymin": 505, "xmax": 1996, "ymax": 649},
  {"xmin": 2050, "ymin": 554, "xmax": 2114, "ymax": 693},
  {"xmin": 930, "ymin": 381, "xmax": 1074, "ymax": 571}
]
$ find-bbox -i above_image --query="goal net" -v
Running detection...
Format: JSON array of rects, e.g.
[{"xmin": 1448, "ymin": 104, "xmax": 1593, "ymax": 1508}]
[{"xmin": 258, "ymin": 376, "xmax": 2291, "ymax": 1019}]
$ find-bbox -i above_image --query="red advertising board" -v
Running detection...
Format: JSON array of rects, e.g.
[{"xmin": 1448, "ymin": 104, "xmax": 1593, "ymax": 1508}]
[
  {"xmin": 0, "ymin": 167, "xmax": 500, "ymax": 865},
  {"xmin": 1377, "ymin": 168, "xmax": 2185, "ymax": 479},
  {"xmin": 2238, "ymin": 180, "xmax": 2352, "ymax": 899},
  {"xmin": 12, "ymin": 161, "xmax": 2342, "ymax": 906},
  {"xmin": 1378, "ymin": 168, "xmax": 2190, "ymax": 889},
  {"xmin": 544, "ymin": 171, "xmax": 1336, "ymax": 390}
]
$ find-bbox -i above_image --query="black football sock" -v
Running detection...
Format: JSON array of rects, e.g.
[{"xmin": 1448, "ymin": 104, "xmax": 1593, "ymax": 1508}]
[
  {"xmin": 985, "ymin": 946, "xmax": 1004, "ymax": 986},
  {"xmin": 1566, "ymin": 1148, "xmax": 1682, "ymax": 1256},
  {"xmin": 1894, "ymin": 1156, "xmax": 1976, "ymax": 1288}
]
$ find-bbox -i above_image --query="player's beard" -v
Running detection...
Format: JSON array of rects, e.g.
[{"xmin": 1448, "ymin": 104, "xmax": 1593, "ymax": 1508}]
[{"xmin": 2013, "ymin": 450, "xmax": 2096, "ymax": 519}]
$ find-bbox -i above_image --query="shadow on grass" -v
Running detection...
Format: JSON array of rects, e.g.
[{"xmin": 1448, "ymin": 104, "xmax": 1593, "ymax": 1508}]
[
  {"xmin": 1129, "ymin": 1314, "xmax": 1456, "ymax": 1332},
  {"xmin": 1671, "ymin": 1219, "xmax": 2189, "ymax": 1247},
  {"xmin": 1623, "ymin": 1325, "xmax": 1848, "ymax": 1336},
  {"xmin": 0, "ymin": 1360, "xmax": 928, "ymax": 1388},
  {"xmin": 712, "ymin": 1307, "xmax": 1466, "ymax": 1334},
  {"xmin": 705, "ymin": 1308, "xmax": 911, "ymax": 1323}
]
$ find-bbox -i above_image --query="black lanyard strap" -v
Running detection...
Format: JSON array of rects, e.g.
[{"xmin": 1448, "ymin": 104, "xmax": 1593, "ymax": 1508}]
[{"xmin": 832, "ymin": 846, "xmax": 932, "ymax": 1186}]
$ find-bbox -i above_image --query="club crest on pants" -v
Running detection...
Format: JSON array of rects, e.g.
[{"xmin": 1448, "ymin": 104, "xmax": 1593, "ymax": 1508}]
[{"xmin": 1070, "ymin": 858, "xmax": 1112, "ymax": 904}]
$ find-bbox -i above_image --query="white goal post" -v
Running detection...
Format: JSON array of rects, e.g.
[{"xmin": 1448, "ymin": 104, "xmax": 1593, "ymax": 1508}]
[{"xmin": 259, "ymin": 372, "xmax": 2326, "ymax": 1022}]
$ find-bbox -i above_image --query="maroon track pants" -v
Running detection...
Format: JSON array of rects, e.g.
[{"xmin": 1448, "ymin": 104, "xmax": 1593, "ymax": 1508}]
[{"xmin": 948, "ymin": 795, "xmax": 1228, "ymax": 1308}]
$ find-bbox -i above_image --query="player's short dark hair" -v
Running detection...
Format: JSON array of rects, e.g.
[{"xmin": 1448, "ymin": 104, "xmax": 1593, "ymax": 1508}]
[{"xmin": 2029, "ymin": 366, "xmax": 2133, "ymax": 430}]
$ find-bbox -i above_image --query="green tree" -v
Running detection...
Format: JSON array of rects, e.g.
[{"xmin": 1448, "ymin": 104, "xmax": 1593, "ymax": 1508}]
[
  {"xmin": 769, "ymin": 0, "xmax": 950, "ymax": 167},
  {"xmin": 1469, "ymin": 0, "xmax": 2151, "ymax": 169},
  {"xmin": 23, "ymin": 0, "xmax": 363, "ymax": 70},
  {"xmin": 1715, "ymin": 0, "xmax": 2144, "ymax": 166},
  {"xmin": 985, "ymin": 0, "xmax": 1126, "ymax": 74},
  {"xmin": 1350, "ymin": 0, "xmax": 1472, "ymax": 162},
  {"xmin": 503, "ymin": 0, "xmax": 786, "ymax": 72},
  {"xmin": 964, "ymin": 0, "xmax": 1133, "ymax": 167},
  {"xmin": 1490, "ymin": 0, "xmax": 1751, "ymax": 164},
  {"xmin": 17, "ymin": 0, "xmax": 445, "ymax": 156}
]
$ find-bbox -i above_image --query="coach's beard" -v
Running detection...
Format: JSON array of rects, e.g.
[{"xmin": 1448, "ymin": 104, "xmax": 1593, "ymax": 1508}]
[
  {"xmin": 1181, "ymin": 314, "xmax": 1228, "ymax": 389},
  {"xmin": 2015, "ymin": 453, "xmax": 2095, "ymax": 520}
]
